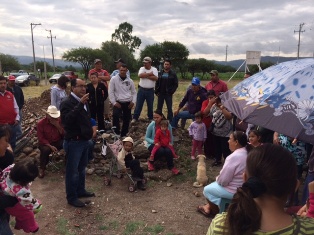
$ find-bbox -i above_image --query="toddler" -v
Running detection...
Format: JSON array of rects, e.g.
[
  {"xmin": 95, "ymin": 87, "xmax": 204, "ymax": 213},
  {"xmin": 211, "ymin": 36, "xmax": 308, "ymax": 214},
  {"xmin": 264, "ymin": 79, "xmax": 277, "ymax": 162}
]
[
  {"xmin": 188, "ymin": 112, "xmax": 207, "ymax": 160},
  {"xmin": 0, "ymin": 157, "xmax": 42, "ymax": 233},
  {"xmin": 117, "ymin": 137, "xmax": 146, "ymax": 190},
  {"xmin": 149, "ymin": 120, "xmax": 178, "ymax": 161},
  {"xmin": 248, "ymin": 128, "xmax": 262, "ymax": 147}
]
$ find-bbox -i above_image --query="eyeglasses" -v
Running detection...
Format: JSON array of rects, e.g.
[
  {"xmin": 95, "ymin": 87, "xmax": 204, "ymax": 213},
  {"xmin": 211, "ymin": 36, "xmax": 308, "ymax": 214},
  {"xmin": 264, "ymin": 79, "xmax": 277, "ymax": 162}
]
[{"xmin": 75, "ymin": 85, "xmax": 87, "ymax": 89}]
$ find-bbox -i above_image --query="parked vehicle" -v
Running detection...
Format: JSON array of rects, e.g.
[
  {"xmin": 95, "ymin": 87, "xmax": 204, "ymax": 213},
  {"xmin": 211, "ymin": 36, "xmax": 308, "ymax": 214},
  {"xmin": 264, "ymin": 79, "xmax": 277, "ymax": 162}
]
[
  {"xmin": 15, "ymin": 74, "xmax": 40, "ymax": 86},
  {"xmin": 15, "ymin": 75, "xmax": 30, "ymax": 86},
  {"xmin": 10, "ymin": 70, "xmax": 29, "ymax": 78},
  {"xmin": 63, "ymin": 71, "xmax": 78, "ymax": 80},
  {"xmin": 49, "ymin": 74, "xmax": 62, "ymax": 83}
]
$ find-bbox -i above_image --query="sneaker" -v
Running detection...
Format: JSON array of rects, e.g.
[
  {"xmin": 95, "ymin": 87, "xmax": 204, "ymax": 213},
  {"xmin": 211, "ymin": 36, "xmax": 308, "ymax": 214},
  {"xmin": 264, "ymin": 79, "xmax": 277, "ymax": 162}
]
[
  {"xmin": 191, "ymin": 156, "xmax": 196, "ymax": 160},
  {"xmin": 131, "ymin": 119, "xmax": 137, "ymax": 124},
  {"xmin": 171, "ymin": 167, "xmax": 180, "ymax": 175},
  {"xmin": 147, "ymin": 161, "xmax": 155, "ymax": 171},
  {"xmin": 211, "ymin": 161, "xmax": 222, "ymax": 167}
]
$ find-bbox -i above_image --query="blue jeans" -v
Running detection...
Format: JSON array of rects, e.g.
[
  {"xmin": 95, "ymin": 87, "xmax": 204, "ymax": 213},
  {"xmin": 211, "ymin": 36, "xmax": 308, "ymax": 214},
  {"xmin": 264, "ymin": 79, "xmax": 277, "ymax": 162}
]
[
  {"xmin": 87, "ymin": 139, "xmax": 95, "ymax": 162},
  {"xmin": 133, "ymin": 87, "xmax": 154, "ymax": 120},
  {"xmin": 171, "ymin": 111, "xmax": 194, "ymax": 128},
  {"xmin": 157, "ymin": 94, "xmax": 173, "ymax": 121},
  {"xmin": 203, "ymin": 181, "xmax": 234, "ymax": 206},
  {"xmin": 63, "ymin": 140, "xmax": 89, "ymax": 203},
  {"xmin": 9, "ymin": 124, "xmax": 17, "ymax": 151}
]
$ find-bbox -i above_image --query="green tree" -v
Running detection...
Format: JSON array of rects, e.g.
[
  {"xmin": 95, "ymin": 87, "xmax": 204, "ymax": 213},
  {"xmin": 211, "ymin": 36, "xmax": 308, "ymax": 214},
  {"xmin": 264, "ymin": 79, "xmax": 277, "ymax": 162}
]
[
  {"xmin": 248, "ymin": 61, "xmax": 274, "ymax": 74},
  {"xmin": 140, "ymin": 41, "xmax": 189, "ymax": 78},
  {"xmin": 65, "ymin": 65, "xmax": 77, "ymax": 72},
  {"xmin": 186, "ymin": 59, "xmax": 200, "ymax": 77},
  {"xmin": 29, "ymin": 61, "xmax": 53, "ymax": 77},
  {"xmin": 62, "ymin": 47, "xmax": 110, "ymax": 79},
  {"xmin": 100, "ymin": 41, "xmax": 136, "ymax": 72},
  {"xmin": 111, "ymin": 22, "xmax": 141, "ymax": 53},
  {"xmin": 0, "ymin": 53, "xmax": 21, "ymax": 75}
]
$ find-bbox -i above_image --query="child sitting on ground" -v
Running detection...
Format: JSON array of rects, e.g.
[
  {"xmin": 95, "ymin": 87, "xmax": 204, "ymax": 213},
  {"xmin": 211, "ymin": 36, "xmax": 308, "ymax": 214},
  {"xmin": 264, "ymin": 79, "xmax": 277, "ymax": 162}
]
[
  {"xmin": 188, "ymin": 112, "xmax": 207, "ymax": 160},
  {"xmin": 149, "ymin": 120, "xmax": 178, "ymax": 161},
  {"xmin": 0, "ymin": 157, "xmax": 42, "ymax": 233},
  {"xmin": 248, "ymin": 128, "xmax": 262, "ymax": 147},
  {"xmin": 117, "ymin": 137, "xmax": 146, "ymax": 190}
]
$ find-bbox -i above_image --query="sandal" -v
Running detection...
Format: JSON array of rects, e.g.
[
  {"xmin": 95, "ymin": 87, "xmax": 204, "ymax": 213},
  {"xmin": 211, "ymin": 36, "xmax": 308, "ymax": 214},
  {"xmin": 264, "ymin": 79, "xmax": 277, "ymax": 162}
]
[{"xmin": 197, "ymin": 205, "xmax": 211, "ymax": 218}]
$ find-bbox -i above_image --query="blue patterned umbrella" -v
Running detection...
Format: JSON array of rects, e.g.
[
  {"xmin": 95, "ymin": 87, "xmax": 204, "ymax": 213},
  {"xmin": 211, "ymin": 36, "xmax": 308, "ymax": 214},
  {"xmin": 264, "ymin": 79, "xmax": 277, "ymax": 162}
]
[{"xmin": 221, "ymin": 58, "xmax": 314, "ymax": 144}]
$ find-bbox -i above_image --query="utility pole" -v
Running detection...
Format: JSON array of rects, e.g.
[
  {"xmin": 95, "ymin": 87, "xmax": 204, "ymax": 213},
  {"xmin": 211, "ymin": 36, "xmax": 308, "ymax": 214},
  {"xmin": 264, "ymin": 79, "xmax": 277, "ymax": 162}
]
[
  {"xmin": 42, "ymin": 45, "xmax": 47, "ymax": 85},
  {"xmin": 225, "ymin": 45, "xmax": 228, "ymax": 64},
  {"xmin": 294, "ymin": 23, "xmax": 305, "ymax": 60},
  {"xmin": 31, "ymin": 23, "xmax": 41, "ymax": 75},
  {"xmin": 46, "ymin": 29, "xmax": 56, "ymax": 72}
]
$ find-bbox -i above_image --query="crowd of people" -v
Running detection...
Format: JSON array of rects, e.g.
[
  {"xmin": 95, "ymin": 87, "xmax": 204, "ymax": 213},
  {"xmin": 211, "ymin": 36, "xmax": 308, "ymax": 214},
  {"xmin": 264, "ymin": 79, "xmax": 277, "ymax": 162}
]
[{"xmin": 0, "ymin": 57, "xmax": 314, "ymax": 234}]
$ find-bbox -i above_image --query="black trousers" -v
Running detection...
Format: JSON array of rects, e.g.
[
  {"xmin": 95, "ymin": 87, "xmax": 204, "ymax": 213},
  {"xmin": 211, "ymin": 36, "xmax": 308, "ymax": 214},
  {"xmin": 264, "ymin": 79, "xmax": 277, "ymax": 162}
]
[
  {"xmin": 213, "ymin": 135, "xmax": 231, "ymax": 163},
  {"xmin": 125, "ymin": 159, "xmax": 144, "ymax": 179},
  {"xmin": 112, "ymin": 102, "xmax": 131, "ymax": 136},
  {"xmin": 148, "ymin": 145, "xmax": 174, "ymax": 169},
  {"xmin": 90, "ymin": 104, "xmax": 105, "ymax": 131}
]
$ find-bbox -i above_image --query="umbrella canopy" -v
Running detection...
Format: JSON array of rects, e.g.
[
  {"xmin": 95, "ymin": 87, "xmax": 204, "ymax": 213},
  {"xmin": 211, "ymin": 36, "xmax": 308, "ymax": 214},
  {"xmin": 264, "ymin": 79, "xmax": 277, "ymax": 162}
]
[{"xmin": 221, "ymin": 58, "xmax": 314, "ymax": 144}]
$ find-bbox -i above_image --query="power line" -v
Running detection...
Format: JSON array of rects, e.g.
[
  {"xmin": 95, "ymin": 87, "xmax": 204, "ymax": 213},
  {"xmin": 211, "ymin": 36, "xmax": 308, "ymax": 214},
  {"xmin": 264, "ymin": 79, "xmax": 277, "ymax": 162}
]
[{"xmin": 294, "ymin": 23, "xmax": 305, "ymax": 59}]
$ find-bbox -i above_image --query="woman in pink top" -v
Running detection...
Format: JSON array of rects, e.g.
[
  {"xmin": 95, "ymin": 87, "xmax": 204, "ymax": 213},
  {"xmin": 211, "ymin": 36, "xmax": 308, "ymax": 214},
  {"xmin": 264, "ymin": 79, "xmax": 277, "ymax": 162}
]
[{"xmin": 197, "ymin": 131, "xmax": 251, "ymax": 216}]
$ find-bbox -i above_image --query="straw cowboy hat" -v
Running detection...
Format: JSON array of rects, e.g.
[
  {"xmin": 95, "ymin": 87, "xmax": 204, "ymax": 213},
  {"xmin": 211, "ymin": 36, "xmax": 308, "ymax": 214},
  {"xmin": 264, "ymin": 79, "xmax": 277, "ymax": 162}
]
[{"xmin": 42, "ymin": 105, "xmax": 60, "ymax": 118}]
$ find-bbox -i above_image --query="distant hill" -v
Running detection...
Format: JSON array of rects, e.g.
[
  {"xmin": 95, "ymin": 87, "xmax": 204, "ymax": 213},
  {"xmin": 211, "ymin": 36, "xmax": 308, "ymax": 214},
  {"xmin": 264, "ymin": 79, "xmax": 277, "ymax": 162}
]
[
  {"xmin": 15, "ymin": 55, "xmax": 80, "ymax": 68},
  {"xmin": 216, "ymin": 56, "xmax": 312, "ymax": 70},
  {"xmin": 13, "ymin": 55, "xmax": 312, "ymax": 71}
]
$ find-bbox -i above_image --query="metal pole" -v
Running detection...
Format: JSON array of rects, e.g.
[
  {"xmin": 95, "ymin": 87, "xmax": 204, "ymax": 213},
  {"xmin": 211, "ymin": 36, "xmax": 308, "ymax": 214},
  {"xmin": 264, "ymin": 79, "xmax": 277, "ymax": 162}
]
[
  {"xmin": 294, "ymin": 23, "xmax": 305, "ymax": 60},
  {"xmin": 42, "ymin": 45, "xmax": 47, "ymax": 85},
  {"xmin": 30, "ymin": 23, "xmax": 41, "ymax": 75},
  {"xmin": 46, "ymin": 29, "xmax": 56, "ymax": 72}
]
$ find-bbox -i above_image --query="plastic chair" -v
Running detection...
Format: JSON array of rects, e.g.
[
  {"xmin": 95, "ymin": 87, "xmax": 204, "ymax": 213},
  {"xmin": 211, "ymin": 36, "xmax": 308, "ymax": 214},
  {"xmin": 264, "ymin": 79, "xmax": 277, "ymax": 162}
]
[{"xmin": 219, "ymin": 198, "xmax": 232, "ymax": 213}]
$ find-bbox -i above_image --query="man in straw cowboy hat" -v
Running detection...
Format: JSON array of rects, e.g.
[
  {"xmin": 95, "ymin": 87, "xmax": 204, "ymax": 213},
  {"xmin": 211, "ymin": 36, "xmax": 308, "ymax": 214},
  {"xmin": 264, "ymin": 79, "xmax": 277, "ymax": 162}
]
[{"xmin": 37, "ymin": 105, "xmax": 64, "ymax": 178}]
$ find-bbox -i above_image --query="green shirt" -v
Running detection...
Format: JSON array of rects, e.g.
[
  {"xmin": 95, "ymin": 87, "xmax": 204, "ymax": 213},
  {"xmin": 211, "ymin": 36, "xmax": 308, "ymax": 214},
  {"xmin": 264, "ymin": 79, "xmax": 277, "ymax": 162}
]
[{"xmin": 207, "ymin": 213, "xmax": 314, "ymax": 235}]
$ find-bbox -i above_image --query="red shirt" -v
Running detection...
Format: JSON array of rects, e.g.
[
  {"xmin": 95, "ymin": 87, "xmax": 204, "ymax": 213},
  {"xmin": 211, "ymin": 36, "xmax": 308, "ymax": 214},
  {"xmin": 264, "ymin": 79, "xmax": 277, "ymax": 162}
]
[
  {"xmin": 37, "ymin": 117, "xmax": 64, "ymax": 145},
  {"xmin": 201, "ymin": 99, "xmax": 213, "ymax": 128},
  {"xmin": 154, "ymin": 129, "xmax": 171, "ymax": 147},
  {"xmin": 0, "ymin": 91, "xmax": 17, "ymax": 124},
  {"xmin": 88, "ymin": 68, "xmax": 110, "ymax": 87},
  {"xmin": 205, "ymin": 80, "xmax": 228, "ymax": 96}
]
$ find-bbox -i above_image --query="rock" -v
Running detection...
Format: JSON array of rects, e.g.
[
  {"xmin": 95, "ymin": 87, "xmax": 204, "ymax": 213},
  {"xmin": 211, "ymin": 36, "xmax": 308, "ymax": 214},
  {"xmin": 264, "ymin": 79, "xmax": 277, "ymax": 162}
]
[
  {"xmin": 23, "ymin": 147, "xmax": 34, "ymax": 155},
  {"xmin": 133, "ymin": 144, "xmax": 150, "ymax": 160},
  {"xmin": 166, "ymin": 183, "xmax": 172, "ymax": 187},
  {"xmin": 86, "ymin": 168, "xmax": 95, "ymax": 175},
  {"xmin": 146, "ymin": 169, "xmax": 173, "ymax": 181},
  {"xmin": 152, "ymin": 210, "xmax": 157, "ymax": 213}
]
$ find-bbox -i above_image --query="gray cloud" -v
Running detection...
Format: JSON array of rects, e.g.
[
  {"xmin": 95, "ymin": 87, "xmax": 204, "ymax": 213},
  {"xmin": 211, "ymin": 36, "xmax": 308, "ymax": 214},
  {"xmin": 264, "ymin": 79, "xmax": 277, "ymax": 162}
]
[{"xmin": 1, "ymin": 0, "xmax": 314, "ymax": 60}]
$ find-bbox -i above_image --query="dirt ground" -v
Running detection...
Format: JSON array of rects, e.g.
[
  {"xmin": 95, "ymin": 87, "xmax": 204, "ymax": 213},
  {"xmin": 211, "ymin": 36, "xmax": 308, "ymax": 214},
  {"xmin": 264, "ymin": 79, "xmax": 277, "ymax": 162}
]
[{"xmin": 11, "ymin": 90, "xmax": 222, "ymax": 235}]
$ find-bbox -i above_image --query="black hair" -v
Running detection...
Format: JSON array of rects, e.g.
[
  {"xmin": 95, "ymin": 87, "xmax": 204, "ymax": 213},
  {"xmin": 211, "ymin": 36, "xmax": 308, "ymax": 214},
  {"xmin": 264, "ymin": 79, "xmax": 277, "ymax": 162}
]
[
  {"xmin": 70, "ymin": 78, "xmax": 77, "ymax": 88},
  {"xmin": 245, "ymin": 72, "xmax": 252, "ymax": 76},
  {"xmin": 120, "ymin": 63, "xmax": 128, "ymax": 69},
  {"xmin": 0, "ymin": 124, "xmax": 11, "ymax": 139},
  {"xmin": 90, "ymin": 72, "xmax": 98, "ymax": 77},
  {"xmin": 154, "ymin": 109, "xmax": 166, "ymax": 120},
  {"xmin": 225, "ymin": 144, "xmax": 297, "ymax": 235},
  {"xmin": 194, "ymin": 111, "xmax": 202, "ymax": 119},
  {"xmin": 57, "ymin": 75, "xmax": 69, "ymax": 89},
  {"xmin": 10, "ymin": 157, "xmax": 39, "ymax": 187},
  {"xmin": 0, "ymin": 75, "xmax": 6, "ymax": 81},
  {"xmin": 164, "ymin": 59, "xmax": 172, "ymax": 65},
  {"xmin": 207, "ymin": 89, "xmax": 216, "ymax": 97}
]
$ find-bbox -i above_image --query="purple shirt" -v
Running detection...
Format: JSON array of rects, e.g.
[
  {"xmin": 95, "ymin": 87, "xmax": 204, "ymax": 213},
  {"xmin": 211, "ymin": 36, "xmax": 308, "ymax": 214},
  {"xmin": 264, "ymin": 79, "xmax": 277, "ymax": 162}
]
[{"xmin": 188, "ymin": 121, "xmax": 207, "ymax": 141}]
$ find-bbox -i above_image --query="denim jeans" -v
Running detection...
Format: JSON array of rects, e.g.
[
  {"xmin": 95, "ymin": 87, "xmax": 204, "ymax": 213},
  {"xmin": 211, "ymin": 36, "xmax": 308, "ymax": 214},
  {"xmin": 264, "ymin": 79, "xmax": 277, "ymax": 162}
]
[
  {"xmin": 133, "ymin": 87, "xmax": 154, "ymax": 120},
  {"xmin": 157, "ymin": 94, "xmax": 173, "ymax": 121},
  {"xmin": 148, "ymin": 145, "xmax": 174, "ymax": 169},
  {"xmin": 63, "ymin": 140, "xmax": 89, "ymax": 203},
  {"xmin": 171, "ymin": 111, "xmax": 194, "ymax": 128},
  {"xmin": 9, "ymin": 124, "xmax": 17, "ymax": 151}
]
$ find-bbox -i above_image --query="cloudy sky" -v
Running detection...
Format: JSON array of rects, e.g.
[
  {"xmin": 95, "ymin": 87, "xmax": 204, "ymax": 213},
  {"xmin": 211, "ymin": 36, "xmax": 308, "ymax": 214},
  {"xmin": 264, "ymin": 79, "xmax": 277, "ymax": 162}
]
[{"xmin": 0, "ymin": 0, "xmax": 313, "ymax": 62}]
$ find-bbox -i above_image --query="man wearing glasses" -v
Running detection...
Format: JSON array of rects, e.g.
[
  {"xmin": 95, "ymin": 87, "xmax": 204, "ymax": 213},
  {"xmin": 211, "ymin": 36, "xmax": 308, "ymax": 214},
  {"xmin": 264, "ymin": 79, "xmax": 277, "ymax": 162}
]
[
  {"xmin": 205, "ymin": 70, "xmax": 228, "ymax": 96},
  {"xmin": 132, "ymin": 57, "xmax": 158, "ymax": 123},
  {"xmin": 60, "ymin": 79, "xmax": 95, "ymax": 208}
]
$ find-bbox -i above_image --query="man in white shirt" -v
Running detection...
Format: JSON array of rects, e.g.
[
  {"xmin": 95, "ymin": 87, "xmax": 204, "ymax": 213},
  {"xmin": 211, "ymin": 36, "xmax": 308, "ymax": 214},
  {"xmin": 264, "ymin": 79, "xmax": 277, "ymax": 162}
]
[
  {"xmin": 109, "ymin": 64, "xmax": 137, "ymax": 137},
  {"xmin": 132, "ymin": 57, "xmax": 158, "ymax": 122}
]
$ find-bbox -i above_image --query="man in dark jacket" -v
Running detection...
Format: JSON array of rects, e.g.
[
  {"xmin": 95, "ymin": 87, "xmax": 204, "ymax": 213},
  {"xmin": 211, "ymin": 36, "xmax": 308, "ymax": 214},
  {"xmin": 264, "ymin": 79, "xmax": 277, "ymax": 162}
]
[
  {"xmin": 155, "ymin": 60, "xmax": 178, "ymax": 121},
  {"xmin": 171, "ymin": 77, "xmax": 207, "ymax": 129},
  {"xmin": 60, "ymin": 79, "xmax": 95, "ymax": 208}
]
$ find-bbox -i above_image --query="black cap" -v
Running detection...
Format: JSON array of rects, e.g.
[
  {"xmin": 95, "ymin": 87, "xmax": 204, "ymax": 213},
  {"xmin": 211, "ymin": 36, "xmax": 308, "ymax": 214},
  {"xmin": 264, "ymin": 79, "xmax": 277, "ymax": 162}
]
[{"xmin": 114, "ymin": 58, "xmax": 125, "ymax": 63}]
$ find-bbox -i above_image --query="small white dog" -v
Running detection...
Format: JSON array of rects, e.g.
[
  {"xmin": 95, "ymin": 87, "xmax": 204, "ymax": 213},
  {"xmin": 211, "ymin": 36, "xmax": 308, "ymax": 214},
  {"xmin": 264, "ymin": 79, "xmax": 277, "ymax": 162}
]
[{"xmin": 193, "ymin": 155, "xmax": 208, "ymax": 188}]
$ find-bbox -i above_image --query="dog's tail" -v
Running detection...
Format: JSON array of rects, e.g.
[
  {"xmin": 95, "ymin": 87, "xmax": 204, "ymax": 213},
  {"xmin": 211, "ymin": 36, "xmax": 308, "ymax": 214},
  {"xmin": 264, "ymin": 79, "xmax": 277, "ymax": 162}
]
[{"xmin": 193, "ymin": 182, "xmax": 203, "ymax": 188}]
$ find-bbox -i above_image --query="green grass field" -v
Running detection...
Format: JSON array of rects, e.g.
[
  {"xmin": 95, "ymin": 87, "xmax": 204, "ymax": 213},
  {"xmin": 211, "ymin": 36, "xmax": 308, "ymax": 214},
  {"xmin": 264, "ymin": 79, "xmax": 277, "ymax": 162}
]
[{"xmin": 22, "ymin": 74, "xmax": 241, "ymax": 119}]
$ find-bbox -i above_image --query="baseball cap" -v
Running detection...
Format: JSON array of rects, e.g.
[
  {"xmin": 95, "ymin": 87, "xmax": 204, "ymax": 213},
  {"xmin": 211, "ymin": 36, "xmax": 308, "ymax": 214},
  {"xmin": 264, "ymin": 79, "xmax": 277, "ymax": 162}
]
[
  {"xmin": 114, "ymin": 58, "xmax": 125, "ymax": 63},
  {"xmin": 94, "ymin": 59, "xmax": 102, "ymax": 64},
  {"xmin": 8, "ymin": 75, "xmax": 16, "ymax": 81},
  {"xmin": 209, "ymin": 70, "xmax": 218, "ymax": 75},
  {"xmin": 142, "ymin": 57, "xmax": 152, "ymax": 63},
  {"xmin": 191, "ymin": 77, "xmax": 200, "ymax": 85},
  {"xmin": 122, "ymin": 136, "xmax": 134, "ymax": 144}
]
